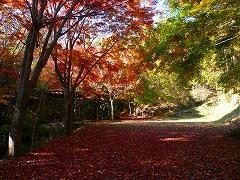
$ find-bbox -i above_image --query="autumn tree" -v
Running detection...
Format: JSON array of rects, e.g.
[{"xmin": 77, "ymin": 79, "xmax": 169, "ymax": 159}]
[
  {"xmin": 96, "ymin": 32, "xmax": 150, "ymax": 119},
  {"xmin": 98, "ymin": 57, "xmax": 125, "ymax": 120},
  {"xmin": 52, "ymin": 29, "xmax": 117, "ymax": 132},
  {"xmin": 99, "ymin": 61, "xmax": 140, "ymax": 120},
  {"xmin": 52, "ymin": 12, "xmax": 151, "ymax": 129},
  {"xmin": 0, "ymin": 0, "xmax": 153, "ymax": 156}
]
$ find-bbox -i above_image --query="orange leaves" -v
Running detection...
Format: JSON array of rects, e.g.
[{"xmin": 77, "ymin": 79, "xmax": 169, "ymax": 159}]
[
  {"xmin": 13, "ymin": 32, "xmax": 25, "ymax": 40},
  {"xmin": 1, "ymin": 0, "xmax": 153, "ymax": 95},
  {"xmin": 0, "ymin": 0, "xmax": 27, "ymax": 12},
  {"xmin": 0, "ymin": 0, "xmax": 24, "ymax": 5},
  {"xmin": 104, "ymin": 60, "xmax": 122, "ymax": 73},
  {"xmin": 39, "ymin": 61, "xmax": 61, "ymax": 89}
]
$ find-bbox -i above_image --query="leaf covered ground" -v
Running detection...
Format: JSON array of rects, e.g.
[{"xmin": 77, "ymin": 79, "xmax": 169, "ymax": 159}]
[{"xmin": 0, "ymin": 122, "xmax": 240, "ymax": 179}]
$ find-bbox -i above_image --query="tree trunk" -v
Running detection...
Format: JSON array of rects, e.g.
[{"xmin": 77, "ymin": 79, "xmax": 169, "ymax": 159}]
[
  {"xmin": 129, "ymin": 102, "xmax": 132, "ymax": 115},
  {"xmin": 110, "ymin": 96, "xmax": 114, "ymax": 120},
  {"xmin": 8, "ymin": 27, "xmax": 39, "ymax": 157},
  {"xmin": 78, "ymin": 98, "xmax": 81, "ymax": 120},
  {"xmin": 31, "ymin": 90, "xmax": 44, "ymax": 149},
  {"xmin": 42, "ymin": 91, "xmax": 46, "ymax": 118},
  {"xmin": 8, "ymin": 105, "xmax": 25, "ymax": 157},
  {"xmin": 64, "ymin": 90, "xmax": 73, "ymax": 134}
]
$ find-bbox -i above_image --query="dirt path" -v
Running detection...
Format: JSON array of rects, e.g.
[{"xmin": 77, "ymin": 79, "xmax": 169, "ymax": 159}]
[{"xmin": 0, "ymin": 122, "xmax": 240, "ymax": 179}]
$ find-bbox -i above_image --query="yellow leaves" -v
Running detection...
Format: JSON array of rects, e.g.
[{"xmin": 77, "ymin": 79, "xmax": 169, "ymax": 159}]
[
  {"xmin": 233, "ymin": 46, "xmax": 240, "ymax": 52},
  {"xmin": 190, "ymin": 0, "xmax": 214, "ymax": 13},
  {"xmin": 155, "ymin": 60, "xmax": 161, "ymax": 66}
]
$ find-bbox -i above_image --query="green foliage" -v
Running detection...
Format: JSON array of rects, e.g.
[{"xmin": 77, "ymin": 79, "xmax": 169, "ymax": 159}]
[
  {"xmin": 213, "ymin": 7, "xmax": 239, "ymax": 90},
  {"xmin": 135, "ymin": 69, "xmax": 192, "ymax": 105},
  {"xmin": 198, "ymin": 51, "xmax": 221, "ymax": 88},
  {"xmin": 135, "ymin": 76, "xmax": 159, "ymax": 104},
  {"xmin": 190, "ymin": 0, "xmax": 240, "ymax": 91},
  {"xmin": 144, "ymin": 0, "xmax": 240, "ymax": 99}
]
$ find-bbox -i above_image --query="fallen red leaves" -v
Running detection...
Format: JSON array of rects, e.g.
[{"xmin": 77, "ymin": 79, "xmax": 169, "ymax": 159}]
[{"xmin": 0, "ymin": 122, "xmax": 240, "ymax": 179}]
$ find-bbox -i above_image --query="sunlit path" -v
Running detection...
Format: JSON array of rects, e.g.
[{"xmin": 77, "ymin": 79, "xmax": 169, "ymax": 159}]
[{"xmin": 112, "ymin": 97, "xmax": 240, "ymax": 124}]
